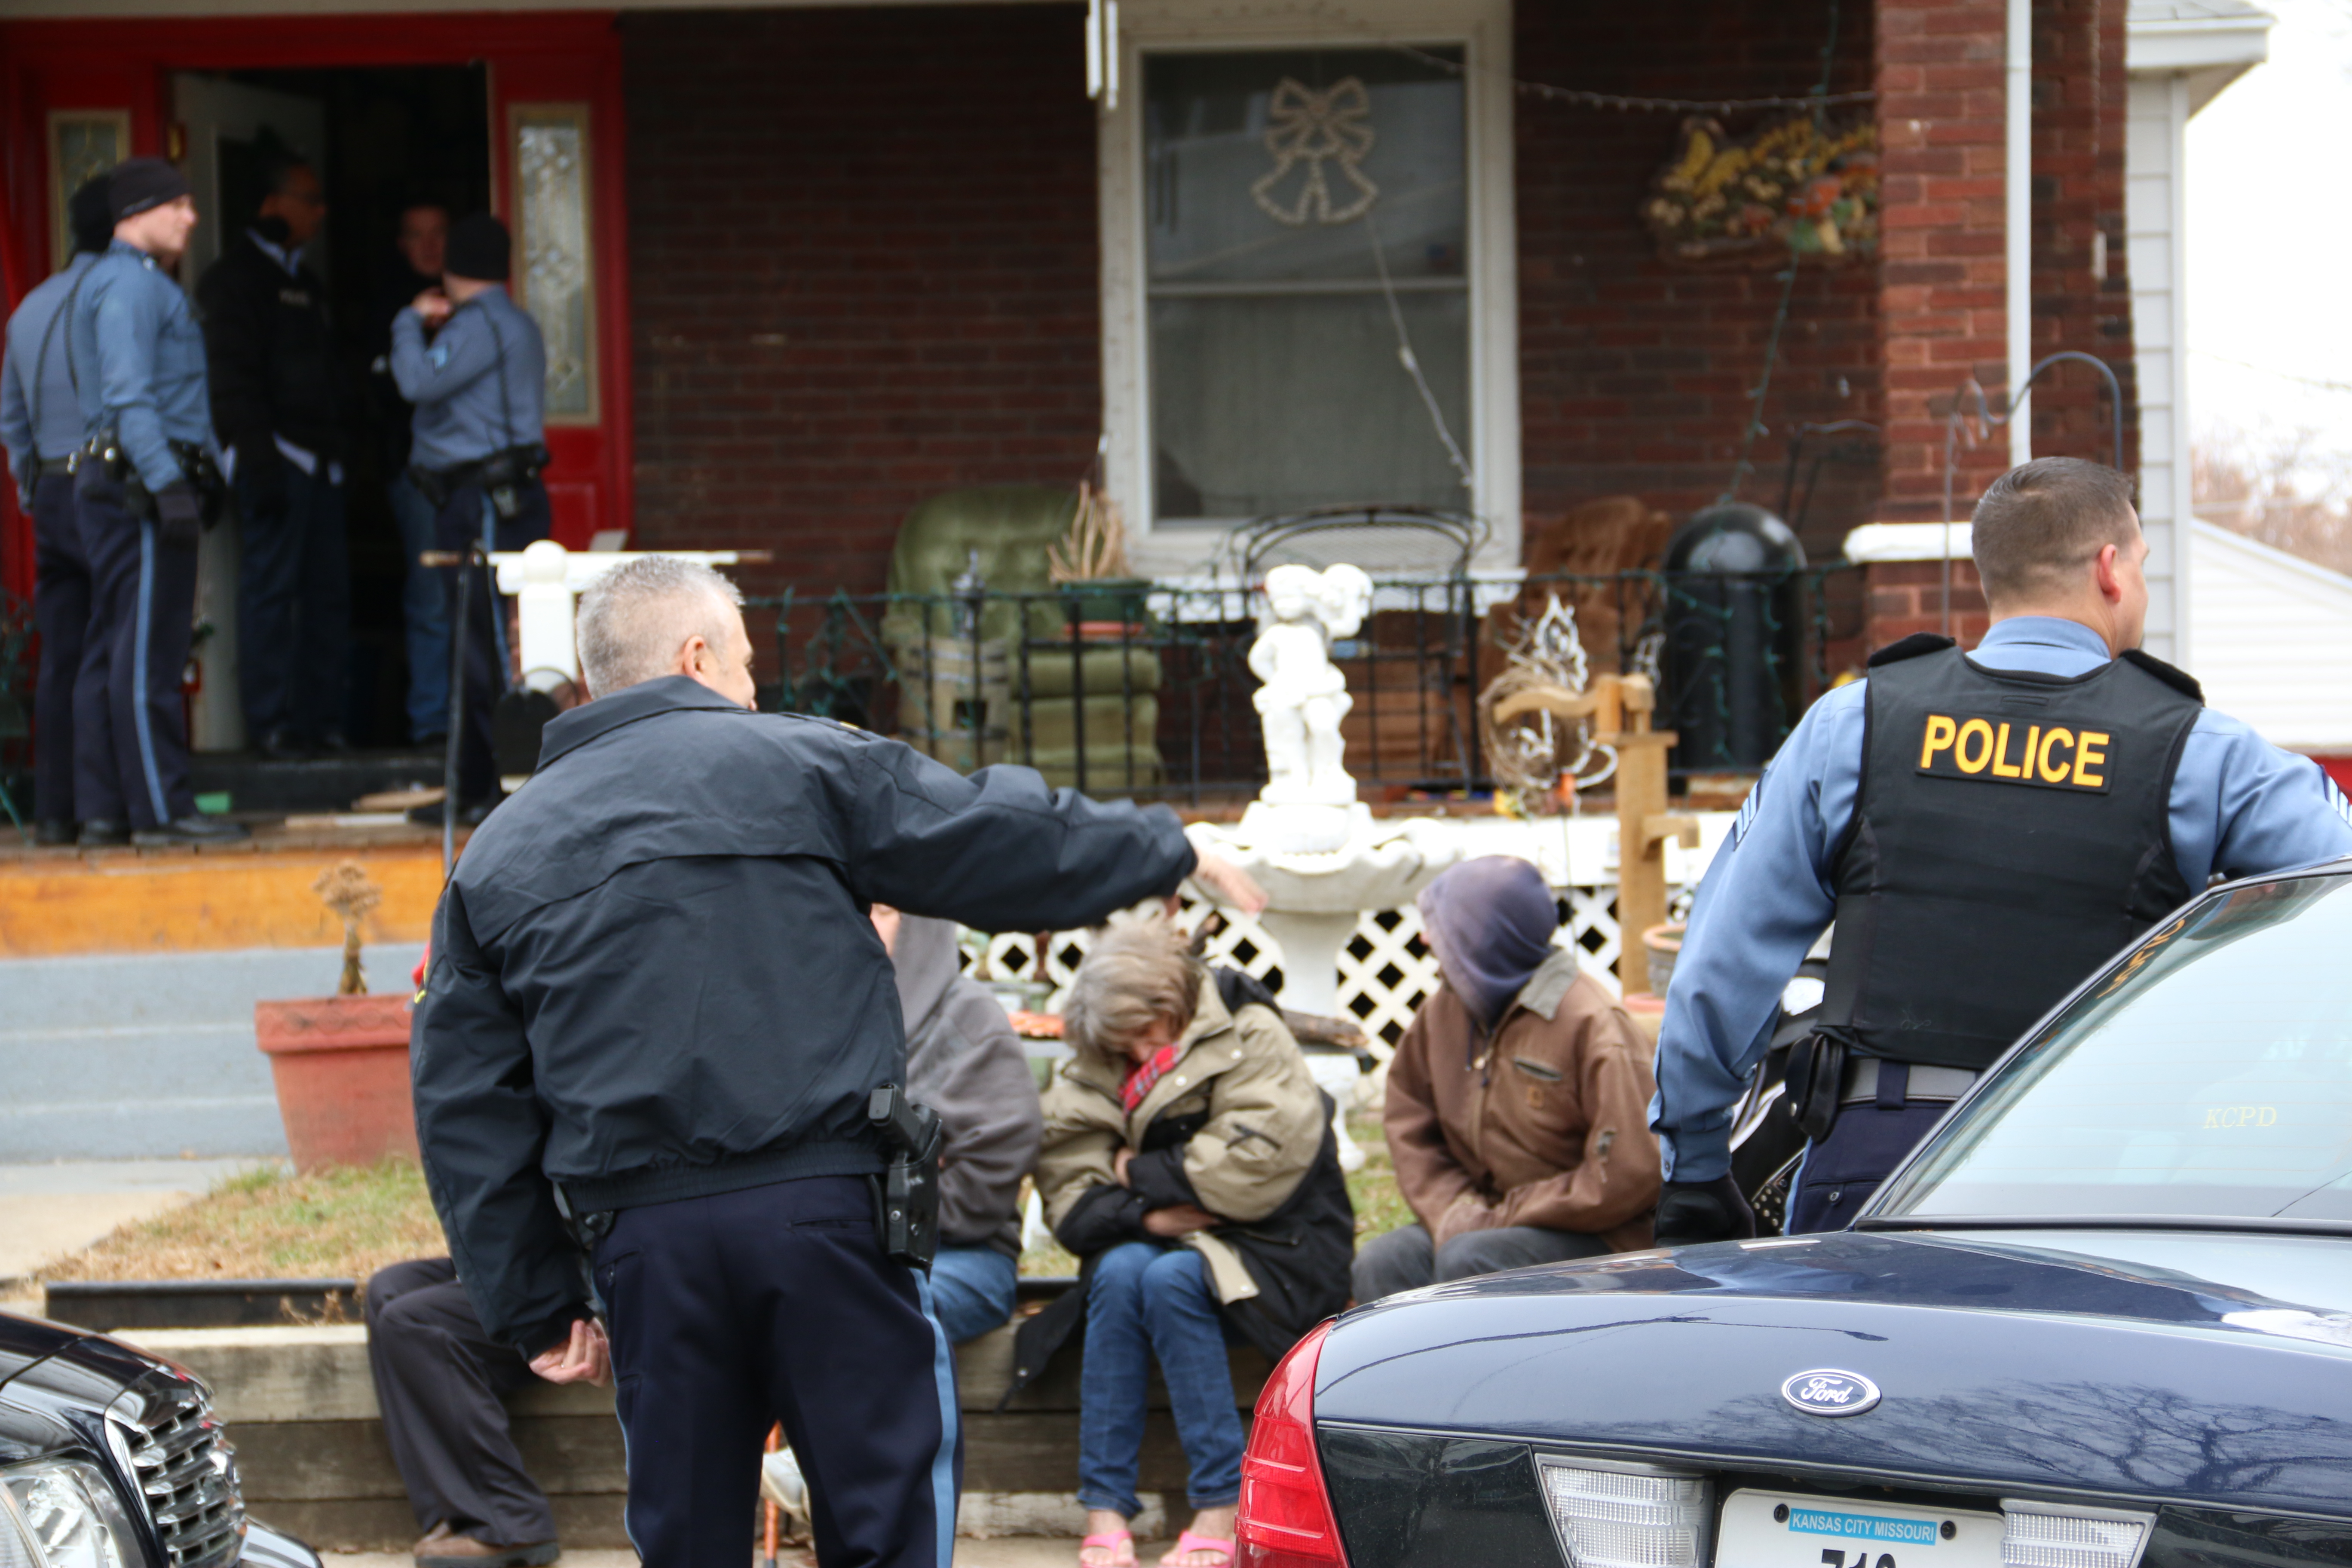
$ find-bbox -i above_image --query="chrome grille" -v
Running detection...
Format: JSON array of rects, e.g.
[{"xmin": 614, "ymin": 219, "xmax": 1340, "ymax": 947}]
[{"xmin": 121, "ymin": 1380, "xmax": 244, "ymax": 1568}]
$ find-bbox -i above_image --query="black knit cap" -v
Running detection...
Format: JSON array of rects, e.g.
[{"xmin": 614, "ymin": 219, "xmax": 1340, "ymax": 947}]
[
  {"xmin": 109, "ymin": 157, "xmax": 191, "ymax": 221},
  {"xmin": 445, "ymin": 214, "xmax": 511, "ymax": 282},
  {"xmin": 69, "ymin": 176, "xmax": 114, "ymax": 254}
]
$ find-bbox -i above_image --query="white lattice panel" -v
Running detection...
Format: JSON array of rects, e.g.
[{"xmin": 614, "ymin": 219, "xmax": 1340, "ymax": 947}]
[
  {"xmin": 959, "ymin": 882, "xmax": 1697, "ymax": 1046},
  {"xmin": 952, "ymin": 813, "xmax": 1736, "ymax": 1042}
]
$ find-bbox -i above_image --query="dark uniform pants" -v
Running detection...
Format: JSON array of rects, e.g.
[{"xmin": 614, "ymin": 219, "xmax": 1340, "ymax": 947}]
[
  {"xmin": 72, "ymin": 472, "xmax": 196, "ymax": 828},
  {"xmin": 30, "ymin": 470, "xmax": 89, "ymax": 822},
  {"xmin": 236, "ymin": 461, "xmax": 350, "ymax": 741},
  {"xmin": 364, "ymin": 1258, "xmax": 557, "ymax": 1547},
  {"xmin": 1785, "ymin": 1093, "xmax": 1952, "ymax": 1234},
  {"xmin": 431, "ymin": 481, "xmax": 549, "ymax": 803},
  {"xmin": 592, "ymin": 1176, "xmax": 959, "ymax": 1568}
]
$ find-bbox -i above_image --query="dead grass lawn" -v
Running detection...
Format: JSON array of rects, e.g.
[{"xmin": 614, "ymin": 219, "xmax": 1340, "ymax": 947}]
[
  {"xmin": 41, "ymin": 1118, "xmax": 1414, "ymax": 1286},
  {"xmin": 41, "ymin": 1158, "xmax": 447, "ymax": 1283}
]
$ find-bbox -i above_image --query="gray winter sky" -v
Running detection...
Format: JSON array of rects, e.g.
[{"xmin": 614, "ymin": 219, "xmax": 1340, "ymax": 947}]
[{"xmin": 2186, "ymin": 0, "xmax": 2352, "ymax": 451}]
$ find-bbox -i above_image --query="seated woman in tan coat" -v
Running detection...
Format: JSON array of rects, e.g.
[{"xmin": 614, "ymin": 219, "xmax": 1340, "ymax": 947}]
[
  {"xmin": 1353, "ymin": 855, "xmax": 1663, "ymax": 1301},
  {"xmin": 1017, "ymin": 918, "xmax": 1353, "ymax": 1568}
]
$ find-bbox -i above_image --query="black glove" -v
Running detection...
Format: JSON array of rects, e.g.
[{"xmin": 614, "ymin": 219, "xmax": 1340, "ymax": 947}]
[
  {"xmin": 1654, "ymin": 1175, "xmax": 1758, "ymax": 1247},
  {"xmin": 236, "ymin": 441, "xmax": 288, "ymax": 518},
  {"xmin": 154, "ymin": 481, "xmax": 203, "ymax": 548}
]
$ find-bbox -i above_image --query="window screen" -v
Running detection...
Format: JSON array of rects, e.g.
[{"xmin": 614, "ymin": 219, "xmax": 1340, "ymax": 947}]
[{"xmin": 1144, "ymin": 48, "xmax": 1469, "ymax": 524}]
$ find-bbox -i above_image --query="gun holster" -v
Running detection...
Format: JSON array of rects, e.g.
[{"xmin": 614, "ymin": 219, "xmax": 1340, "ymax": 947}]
[
  {"xmin": 1782, "ymin": 1032, "xmax": 1849, "ymax": 1144},
  {"xmin": 867, "ymin": 1083, "xmax": 944, "ymax": 1271},
  {"xmin": 551, "ymin": 1183, "xmax": 615, "ymax": 1256}
]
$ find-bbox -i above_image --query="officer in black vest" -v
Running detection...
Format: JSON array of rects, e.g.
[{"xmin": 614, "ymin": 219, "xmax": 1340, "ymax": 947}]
[{"xmin": 1650, "ymin": 458, "xmax": 2352, "ymax": 1243}]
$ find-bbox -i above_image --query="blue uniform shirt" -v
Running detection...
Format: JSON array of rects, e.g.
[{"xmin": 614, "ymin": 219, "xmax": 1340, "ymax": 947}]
[
  {"xmin": 0, "ymin": 252, "xmax": 97, "ymax": 478},
  {"xmin": 69, "ymin": 239, "xmax": 215, "ymax": 493},
  {"xmin": 1650, "ymin": 615, "xmax": 2352, "ymax": 1182},
  {"xmin": 389, "ymin": 285, "xmax": 546, "ymax": 470}
]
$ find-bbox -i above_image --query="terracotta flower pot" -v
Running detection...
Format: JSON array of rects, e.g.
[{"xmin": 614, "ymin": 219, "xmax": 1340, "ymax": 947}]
[{"xmin": 253, "ymin": 994, "xmax": 420, "ymax": 1172}]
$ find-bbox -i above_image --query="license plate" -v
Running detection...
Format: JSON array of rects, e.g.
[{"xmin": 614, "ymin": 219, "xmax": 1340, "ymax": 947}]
[{"xmin": 1717, "ymin": 1489, "xmax": 2004, "ymax": 1568}]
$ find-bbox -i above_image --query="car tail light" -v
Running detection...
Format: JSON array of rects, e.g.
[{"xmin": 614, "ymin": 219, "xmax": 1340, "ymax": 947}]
[
  {"xmin": 1237, "ymin": 1319, "xmax": 1344, "ymax": 1568},
  {"xmin": 1535, "ymin": 1458, "xmax": 1712, "ymax": 1568},
  {"xmin": 2000, "ymin": 1503, "xmax": 2154, "ymax": 1568}
]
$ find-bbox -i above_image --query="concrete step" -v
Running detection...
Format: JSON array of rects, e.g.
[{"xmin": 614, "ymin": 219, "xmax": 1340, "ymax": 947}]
[{"xmin": 0, "ymin": 944, "xmax": 426, "ymax": 1160}]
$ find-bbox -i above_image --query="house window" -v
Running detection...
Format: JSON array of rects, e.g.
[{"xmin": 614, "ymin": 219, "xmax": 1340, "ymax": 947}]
[
  {"xmin": 1143, "ymin": 49, "xmax": 1468, "ymax": 525},
  {"xmin": 1101, "ymin": 0, "xmax": 1517, "ymax": 574}
]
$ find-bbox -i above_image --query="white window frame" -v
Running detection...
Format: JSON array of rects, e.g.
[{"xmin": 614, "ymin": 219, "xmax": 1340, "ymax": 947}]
[{"xmin": 1099, "ymin": 0, "xmax": 1520, "ymax": 578}]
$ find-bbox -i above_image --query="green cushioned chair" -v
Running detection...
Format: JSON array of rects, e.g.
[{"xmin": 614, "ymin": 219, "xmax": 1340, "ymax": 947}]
[{"xmin": 879, "ymin": 485, "xmax": 1161, "ymax": 789}]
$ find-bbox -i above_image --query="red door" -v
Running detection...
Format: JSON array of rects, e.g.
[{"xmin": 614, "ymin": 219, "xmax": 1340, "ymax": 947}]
[{"xmin": 0, "ymin": 11, "xmax": 634, "ymax": 598}]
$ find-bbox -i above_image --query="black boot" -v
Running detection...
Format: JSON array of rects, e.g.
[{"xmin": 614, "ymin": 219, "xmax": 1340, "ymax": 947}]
[
  {"xmin": 34, "ymin": 818, "xmax": 77, "ymax": 846},
  {"xmin": 78, "ymin": 819, "xmax": 130, "ymax": 847}
]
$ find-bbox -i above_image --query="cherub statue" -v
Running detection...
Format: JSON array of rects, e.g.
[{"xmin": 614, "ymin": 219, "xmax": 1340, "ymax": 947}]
[{"xmin": 1251, "ymin": 564, "xmax": 1373, "ymax": 805}]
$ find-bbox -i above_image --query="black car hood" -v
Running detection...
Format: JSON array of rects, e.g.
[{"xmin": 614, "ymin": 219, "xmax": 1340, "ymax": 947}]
[
  {"xmin": 1316, "ymin": 1230, "xmax": 2352, "ymax": 1519},
  {"xmin": 0, "ymin": 1308, "xmax": 172, "ymax": 1428}
]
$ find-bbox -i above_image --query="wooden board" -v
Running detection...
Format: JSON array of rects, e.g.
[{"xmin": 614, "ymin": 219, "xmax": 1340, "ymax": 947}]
[{"xmin": 0, "ymin": 845, "xmax": 444, "ymax": 956}]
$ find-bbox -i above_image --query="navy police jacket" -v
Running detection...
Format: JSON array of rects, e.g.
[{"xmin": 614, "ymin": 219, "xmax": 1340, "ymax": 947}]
[{"xmin": 413, "ymin": 675, "xmax": 1199, "ymax": 1354}]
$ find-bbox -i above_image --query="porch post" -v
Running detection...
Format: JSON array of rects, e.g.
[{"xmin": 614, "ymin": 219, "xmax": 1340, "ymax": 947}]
[{"xmin": 1873, "ymin": 0, "xmax": 2016, "ymax": 525}]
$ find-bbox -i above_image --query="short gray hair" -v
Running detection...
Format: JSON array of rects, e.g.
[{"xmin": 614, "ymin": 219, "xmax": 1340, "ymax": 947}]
[
  {"xmin": 576, "ymin": 556, "xmax": 745, "ymax": 698},
  {"xmin": 1062, "ymin": 917, "xmax": 1203, "ymax": 1068}
]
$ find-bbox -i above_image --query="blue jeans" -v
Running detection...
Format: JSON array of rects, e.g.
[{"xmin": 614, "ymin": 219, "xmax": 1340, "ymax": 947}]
[
  {"xmin": 1078, "ymin": 1242, "xmax": 1244, "ymax": 1518},
  {"xmin": 389, "ymin": 473, "xmax": 450, "ymax": 741},
  {"xmin": 928, "ymin": 1244, "xmax": 1017, "ymax": 1345}
]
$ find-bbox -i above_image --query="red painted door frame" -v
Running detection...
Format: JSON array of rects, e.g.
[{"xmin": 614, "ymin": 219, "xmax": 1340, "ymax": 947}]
[{"xmin": 0, "ymin": 11, "xmax": 634, "ymax": 597}]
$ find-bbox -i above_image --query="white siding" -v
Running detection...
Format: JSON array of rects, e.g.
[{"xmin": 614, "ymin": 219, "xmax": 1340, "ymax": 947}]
[
  {"xmin": 2189, "ymin": 521, "xmax": 2352, "ymax": 752},
  {"xmin": 2127, "ymin": 72, "xmax": 2192, "ymax": 667}
]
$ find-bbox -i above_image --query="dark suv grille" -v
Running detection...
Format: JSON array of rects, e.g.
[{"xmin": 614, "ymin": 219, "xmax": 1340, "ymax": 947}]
[{"xmin": 122, "ymin": 1381, "xmax": 245, "ymax": 1568}]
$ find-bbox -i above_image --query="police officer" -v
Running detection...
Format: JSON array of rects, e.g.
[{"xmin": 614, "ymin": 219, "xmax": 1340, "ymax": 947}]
[
  {"xmin": 1, "ymin": 175, "xmax": 115, "ymax": 844},
  {"xmin": 196, "ymin": 148, "xmax": 349, "ymax": 758},
  {"xmin": 68, "ymin": 159, "xmax": 247, "ymax": 847},
  {"xmin": 412, "ymin": 555, "xmax": 1268, "ymax": 1568},
  {"xmin": 1651, "ymin": 457, "xmax": 2352, "ymax": 1244},
  {"xmin": 386, "ymin": 213, "xmax": 546, "ymax": 827}
]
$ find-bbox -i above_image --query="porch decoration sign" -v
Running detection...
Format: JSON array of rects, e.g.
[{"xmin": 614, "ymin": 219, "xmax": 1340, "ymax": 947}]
[
  {"xmin": 1252, "ymin": 77, "xmax": 1380, "ymax": 227},
  {"xmin": 1642, "ymin": 114, "xmax": 1878, "ymax": 266}
]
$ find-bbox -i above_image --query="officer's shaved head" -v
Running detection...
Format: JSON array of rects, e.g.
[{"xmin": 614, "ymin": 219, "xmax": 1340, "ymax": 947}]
[
  {"xmin": 577, "ymin": 556, "xmax": 746, "ymax": 699},
  {"xmin": 1970, "ymin": 458, "xmax": 2140, "ymax": 608}
]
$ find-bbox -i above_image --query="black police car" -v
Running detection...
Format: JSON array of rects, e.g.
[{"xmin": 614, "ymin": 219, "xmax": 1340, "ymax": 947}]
[
  {"xmin": 1231, "ymin": 865, "xmax": 2352, "ymax": 1568},
  {"xmin": 0, "ymin": 1308, "xmax": 317, "ymax": 1568}
]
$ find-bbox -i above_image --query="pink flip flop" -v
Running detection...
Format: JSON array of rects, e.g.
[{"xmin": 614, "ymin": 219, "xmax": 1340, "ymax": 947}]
[
  {"xmin": 1081, "ymin": 1531, "xmax": 1136, "ymax": 1568},
  {"xmin": 1160, "ymin": 1531, "xmax": 1235, "ymax": 1568}
]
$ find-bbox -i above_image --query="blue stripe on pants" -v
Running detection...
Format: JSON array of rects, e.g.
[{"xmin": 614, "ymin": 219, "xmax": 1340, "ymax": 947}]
[
  {"xmin": 915, "ymin": 1270, "xmax": 960, "ymax": 1567},
  {"xmin": 130, "ymin": 518, "xmax": 168, "ymax": 823}
]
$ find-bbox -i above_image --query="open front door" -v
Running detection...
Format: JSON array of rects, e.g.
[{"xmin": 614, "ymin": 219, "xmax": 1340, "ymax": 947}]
[
  {"xmin": 491, "ymin": 48, "xmax": 631, "ymax": 549},
  {"xmin": 0, "ymin": 12, "xmax": 634, "ymax": 601},
  {"xmin": 171, "ymin": 73, "xmax": 332, "ymax": 753}
]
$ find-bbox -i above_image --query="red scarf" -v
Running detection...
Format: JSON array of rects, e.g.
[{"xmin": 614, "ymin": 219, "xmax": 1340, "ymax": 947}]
[{"xmin": 1121, "ymin": 1043, "xmax": 1182, "ymax": 1114}]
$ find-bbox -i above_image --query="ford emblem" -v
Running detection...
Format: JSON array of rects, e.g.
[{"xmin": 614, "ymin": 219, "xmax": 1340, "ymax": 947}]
[{"xmin": 1780, "ymin": 1369, "xmax": 1882, "ymax": 1417}]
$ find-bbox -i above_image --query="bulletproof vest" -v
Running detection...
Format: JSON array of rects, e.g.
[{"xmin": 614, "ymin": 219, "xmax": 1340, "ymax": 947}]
[{"xmin": 1820, "ymin": 635, "xmax": 2203, "ymax": 1070}]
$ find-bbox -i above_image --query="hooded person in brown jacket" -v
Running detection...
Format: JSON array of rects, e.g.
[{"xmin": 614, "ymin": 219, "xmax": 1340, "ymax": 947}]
[{"xmin": 1353, "ymin": 856, "xmax": 1663, "ymax": 1302}]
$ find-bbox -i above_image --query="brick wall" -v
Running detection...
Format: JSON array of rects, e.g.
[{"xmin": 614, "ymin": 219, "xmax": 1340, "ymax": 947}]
[
  {"xmin": 1872, "ymin": 0, "xmax": 2137, "ymax": 524},
  {"xmin": 2027, "ymin": 0, "xmax": 2138, "ymax": 473},
  {"xmin": 1865, "ymin": 557, "xmax": 1991, "ymax": 648},
  {"xmin": 1874, "ymin": 0, "xmax": 2009, "ymax": 521},
  {"xmin": 1515, "ymin": 0, "xmax": 1885, "ymax": 557},
  {"xmin": 621, "ymin": 4, "xmax": 1101, "ymax": 594}
]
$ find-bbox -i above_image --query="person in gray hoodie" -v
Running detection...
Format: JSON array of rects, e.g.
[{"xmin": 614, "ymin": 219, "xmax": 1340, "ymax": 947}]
[{"xmin": 874, "ymin": 904, "xmax": 1046, "ymax": 1343}]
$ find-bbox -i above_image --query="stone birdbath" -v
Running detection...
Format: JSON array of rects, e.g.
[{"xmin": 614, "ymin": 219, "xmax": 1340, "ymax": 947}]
[{"xmin": 1185, "ymin": 564, "xmax": 1468, "ymax": 1163}]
